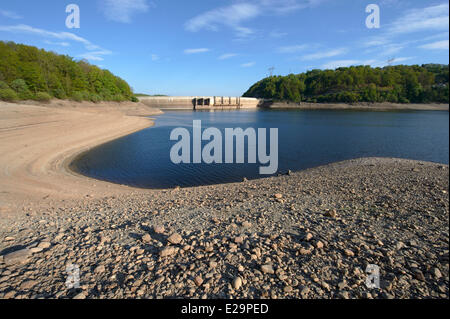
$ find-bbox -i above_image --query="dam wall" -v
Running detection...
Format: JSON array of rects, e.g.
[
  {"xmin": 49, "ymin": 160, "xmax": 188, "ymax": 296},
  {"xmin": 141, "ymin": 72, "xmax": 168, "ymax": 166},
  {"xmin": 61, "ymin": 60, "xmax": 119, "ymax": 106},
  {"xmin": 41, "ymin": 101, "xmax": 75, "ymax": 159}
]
[{"xmin": 139, "ymin": 96, "xmax": 261, "ymax": 110}]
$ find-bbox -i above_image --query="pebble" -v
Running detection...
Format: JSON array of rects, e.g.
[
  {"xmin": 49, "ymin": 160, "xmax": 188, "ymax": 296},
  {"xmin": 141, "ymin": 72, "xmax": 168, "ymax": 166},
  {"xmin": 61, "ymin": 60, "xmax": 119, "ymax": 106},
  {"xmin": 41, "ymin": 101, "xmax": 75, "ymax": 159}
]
[
  {"xmin": 433, "ymin": 268, "xmax": 442, "ymax": 279},
  {"xmin": 325, "ymin": 210, "xmax": 337, "ymax": 218},
  {"xmin": 94, "ymin": 265, "xmax": 106, "ymax": 274},
  {"xmin": 194, "ymin": 276, "xmax": 203, "ymax": 287},
  {"xmin": 141, "ymin": 234, "xmax": 151, "ymax": 243},
  {"xmin": 344, "ymin": 249, "xmax": 355, "ymax": 257},
  {"xmin": 37, "ymin": 241, "xmax": 51, "ymax": 249},
  {"xmin": 167, "ymin": 233, "xmax": 182, "ymax": 245},
  {"xmin": 160, "ymin": 246, "xmax": 177, "ymax": 257},
  {"xmin": 261, "ymin": 264, "xmax": 275, "ymax": 274},
  {"xmin": 3, "ymin": 248, "xmax": 31, "ymax": 266},
  {"xmin": 315, "ymin": 241, "xmax": 324, "ymax": 249},
  {"xmin": 232, "ymin": 277, "xmax": 243, "ymax": 290}
]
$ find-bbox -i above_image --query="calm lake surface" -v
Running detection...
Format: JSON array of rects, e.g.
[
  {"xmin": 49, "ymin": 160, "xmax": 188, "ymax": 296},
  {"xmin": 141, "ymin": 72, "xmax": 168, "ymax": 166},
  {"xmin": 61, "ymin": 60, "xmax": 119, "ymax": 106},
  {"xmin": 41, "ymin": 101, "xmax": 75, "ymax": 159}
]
[{"xmin": 72, "ymin": 109, "xmax": 449, "ymax": 189}]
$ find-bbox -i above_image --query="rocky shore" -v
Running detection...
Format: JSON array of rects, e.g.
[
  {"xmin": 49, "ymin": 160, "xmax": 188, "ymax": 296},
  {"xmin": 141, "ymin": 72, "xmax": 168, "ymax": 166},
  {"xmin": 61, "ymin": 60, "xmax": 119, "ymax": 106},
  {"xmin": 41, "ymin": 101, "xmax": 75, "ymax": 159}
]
[{"xmin": 0, "ymin": 158, "xmax": 448, "ymax": 299}]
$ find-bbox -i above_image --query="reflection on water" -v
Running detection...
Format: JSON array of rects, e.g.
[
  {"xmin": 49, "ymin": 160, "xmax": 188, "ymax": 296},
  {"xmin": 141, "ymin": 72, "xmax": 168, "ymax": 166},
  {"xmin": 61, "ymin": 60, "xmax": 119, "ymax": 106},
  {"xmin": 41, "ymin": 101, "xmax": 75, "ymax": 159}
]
[{"xmin": 72, "ymin": 109, "xmax": 449, "ymax": 189}]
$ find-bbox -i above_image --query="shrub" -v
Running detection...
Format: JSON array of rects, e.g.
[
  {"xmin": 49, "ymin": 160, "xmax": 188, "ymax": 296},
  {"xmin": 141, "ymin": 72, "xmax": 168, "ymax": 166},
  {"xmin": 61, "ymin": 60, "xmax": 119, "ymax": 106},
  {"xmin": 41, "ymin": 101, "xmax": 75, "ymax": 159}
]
[
  {"xmin": 111, "ymin": 94, "xmax": 126, "ymax": 102},
  {"xmin": 0, "ymin": 88, "xmax": 19, "ymax": 101},
  {"xmin": 10, "ymin": 79, "xmax": 33, "ymax": 99},
  {"xmin": 0, "ymin": 81, "xmax": 10, "ymax": 90},
  {"xmin": 71, "ymin": 91, "xmax": 84, "ymax": 102},
  {"xmin": 52, "ymin": 88, "xmax": 67, "ymax": 99},
  {"xmin": 89, "ymin": 93, "xmax": 102, "ymax": 103},
  {"xmin": 131, "ymin": 96, "xmax": 139, "ymax": 103},
  {"xmin": 33, "ymin": 92, "xmax": 52, "ymax": 102}
]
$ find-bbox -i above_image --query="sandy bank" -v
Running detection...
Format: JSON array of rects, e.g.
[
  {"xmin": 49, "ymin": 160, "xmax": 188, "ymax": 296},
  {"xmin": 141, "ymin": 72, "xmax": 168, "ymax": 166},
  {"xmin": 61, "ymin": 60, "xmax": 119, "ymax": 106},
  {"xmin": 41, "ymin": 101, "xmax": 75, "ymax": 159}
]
[
  {"xmin": 261, "ymin": 102, "xmax": 449, "ymax": 111},
  {"xmin": 0, "ymin": 100, "xmax": 162, "ymax": 212}
]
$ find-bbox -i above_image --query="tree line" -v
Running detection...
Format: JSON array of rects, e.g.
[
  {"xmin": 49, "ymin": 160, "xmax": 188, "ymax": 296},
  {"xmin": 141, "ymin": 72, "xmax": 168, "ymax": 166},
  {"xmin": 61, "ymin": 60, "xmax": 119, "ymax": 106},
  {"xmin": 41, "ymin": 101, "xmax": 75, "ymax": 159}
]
[
  {"xmin": 0, "ymin": 41, "xmax": 137, "ymax": 102},
  {"xmin": 243, "ymin": 64, "xmax": 449, "ymax": 104}
]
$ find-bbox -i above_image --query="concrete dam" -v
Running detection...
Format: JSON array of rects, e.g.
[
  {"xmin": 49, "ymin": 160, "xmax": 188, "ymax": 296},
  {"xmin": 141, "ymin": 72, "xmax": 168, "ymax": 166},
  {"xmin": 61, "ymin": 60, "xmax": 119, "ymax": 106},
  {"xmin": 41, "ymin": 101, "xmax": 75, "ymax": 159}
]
[{"xmin": 139, "ymin": 96, "xmax": 261, "ymax": 110}]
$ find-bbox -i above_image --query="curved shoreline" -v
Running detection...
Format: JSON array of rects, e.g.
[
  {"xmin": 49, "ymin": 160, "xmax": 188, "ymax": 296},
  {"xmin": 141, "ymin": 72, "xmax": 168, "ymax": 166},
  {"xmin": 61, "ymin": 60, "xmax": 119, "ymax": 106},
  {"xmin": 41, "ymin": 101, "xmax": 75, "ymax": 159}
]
[{"xmin": 0, "ymin": 100, "xmax": 162, "ymax": 212}]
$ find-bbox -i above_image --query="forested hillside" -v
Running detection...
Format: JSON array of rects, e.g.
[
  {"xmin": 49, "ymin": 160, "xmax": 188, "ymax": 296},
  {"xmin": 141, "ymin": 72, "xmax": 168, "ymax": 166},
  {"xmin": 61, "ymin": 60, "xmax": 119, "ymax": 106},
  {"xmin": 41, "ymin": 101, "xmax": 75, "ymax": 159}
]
[
  {"xmin": 0, "ymin": 41, "xmax": 137, "ymax": 102},
  {"xmin": 243, "ymin": 64, "xmax": 449, "ymax": 104}
]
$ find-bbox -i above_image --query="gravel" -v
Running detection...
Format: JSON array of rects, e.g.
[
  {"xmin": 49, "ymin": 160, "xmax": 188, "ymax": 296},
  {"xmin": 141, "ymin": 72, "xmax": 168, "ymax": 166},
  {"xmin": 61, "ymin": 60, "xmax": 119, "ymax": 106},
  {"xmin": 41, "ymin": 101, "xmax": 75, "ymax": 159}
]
[{"xmin": 0, "ymin": 157, "xmax": 448, "ymax": 299}]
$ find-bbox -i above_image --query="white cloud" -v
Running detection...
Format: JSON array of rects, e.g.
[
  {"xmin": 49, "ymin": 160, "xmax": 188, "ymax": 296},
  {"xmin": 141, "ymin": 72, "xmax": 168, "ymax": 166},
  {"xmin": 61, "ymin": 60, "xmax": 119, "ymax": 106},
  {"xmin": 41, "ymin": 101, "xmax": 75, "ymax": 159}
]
[
  {"xmin": 0, "ymin": 24, "xmax": 101, "ymax": 50},
  {"xmin": 301, "ymin": 48, "xmax": 347, "ymax": 60},
  {"xmin": 277, "ymin": 44, "xmax": 309, "ymax": 54},
  {"xmin": 241, "ymin": 62, "xmax": 255, "ymax": 67},
  {"xmin": 0, "ymin": 9, "xmax": 22, "ymax": 19},
  {"xmin": 78, "ymin": 49, "xmax": 113, "ymax": 61},
  {"xmin": 185, "ymin": 3, "xmax": 260, "ymax": 38},
  {"xmin": 184, "ymin": 48, "xmax": 210, "ymax": 54},
  {"xmin": 44, "ymin": 40, "xmax": 70, "ymax": 47},
  {"xmin": 102, "ymin": 0, "xmax": 150, "ymax": 23},
  {"xmin": 321, "ymin": 57, "xmax": 413, "ymax": 70},
  {"xmin": 259, "ymin": 0, "xmax": 324, "ymax": 14},
  {"xmin": 0, "ymin": 24, "xmax": 112, "ymax": 62},
  {"xmin": 419, "ymin": 40, "xmax": 449, "ymax": 50},
  {"xmin": 269, "ymin": 31, "xmax": 288, "ymax": 38},
  {"xmin": 322, "ymin": 60, "xmax": 361, "ymax": 69},
  {"xmin": 392, "ymin": 57, "xmax": 413, "ymax": 63},
  {"xmin": 218, "ymin": 53, "xmax": 238, "ymax": 60},
  {"xmin": 388, "ymin": 3, "xmax": 449, "ymax": 34},
  {"xmin": 185, "ymin": 1, "xmax": 324, "ymax": 38}
]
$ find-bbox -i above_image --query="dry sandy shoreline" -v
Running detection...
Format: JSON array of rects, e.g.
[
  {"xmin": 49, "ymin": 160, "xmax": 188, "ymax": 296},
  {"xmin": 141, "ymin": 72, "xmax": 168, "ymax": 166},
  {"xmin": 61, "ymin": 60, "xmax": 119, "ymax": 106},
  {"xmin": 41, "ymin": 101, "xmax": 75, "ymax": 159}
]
[
  {"xmin": 0, "ymin": 100, "xmax": 448, "ymax": 299},
  {"xmin": 0, "ymin": 100, "xmax": 162, "ymax": 214}
]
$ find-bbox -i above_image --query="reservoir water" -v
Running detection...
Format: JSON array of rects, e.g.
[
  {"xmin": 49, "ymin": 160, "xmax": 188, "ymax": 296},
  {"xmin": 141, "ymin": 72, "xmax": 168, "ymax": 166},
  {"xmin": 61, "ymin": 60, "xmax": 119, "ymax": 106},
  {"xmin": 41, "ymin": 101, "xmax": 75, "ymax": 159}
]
[{"xmin": 72, "ymin": 109, "xmax": 449, "ymax": 189}]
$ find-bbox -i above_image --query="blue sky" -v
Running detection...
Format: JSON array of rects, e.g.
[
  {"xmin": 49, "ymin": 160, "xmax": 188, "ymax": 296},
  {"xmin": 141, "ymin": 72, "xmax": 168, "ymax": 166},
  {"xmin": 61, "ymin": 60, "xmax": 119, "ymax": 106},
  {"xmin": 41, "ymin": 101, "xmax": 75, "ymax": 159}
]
[{"xmin": 0, "ymin": 0, "xmax": 448, "ymax": 96}]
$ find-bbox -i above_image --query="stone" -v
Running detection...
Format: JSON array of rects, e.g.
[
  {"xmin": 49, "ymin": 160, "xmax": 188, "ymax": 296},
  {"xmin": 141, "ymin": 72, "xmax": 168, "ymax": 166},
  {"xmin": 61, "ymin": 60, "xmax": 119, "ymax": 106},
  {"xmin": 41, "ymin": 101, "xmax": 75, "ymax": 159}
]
[
  {"xmin": 232, "ymin": 277, "xmax": 243, "ymax": 290},
  {"xmin": 37, "ymin": 241, "xmax": 51, "ymax": 249},
  {"xmin": 315, "ymin": 241, "xmax": 324, "ymax": 249},
  {"xmin": 141, "ymin": 234, "xmax": 151, "ymax": 243},
  {"xmin": 274, "ymin": 194, "xmax": 283, "ymax": 199},
  {"xmin": 325, "ymin": 210, "xmax": 337, "ymax": 218},
  {"xmin": 167, "ymin": 233, "xmax": 182, "ymax": 245},
  {"xmin": 20, "ymin": 280, "xmax": 37, "ymax": 290},
  {"xmin": 194, "ymin": 276, "xmax": 203, "ymax": 287},
  {"xmin": 94, "ymin": 265, "xmax": 106, "ymax": 274},
  {"xmin": 3, "ymin": 248, "xmax": 31, "ymax": 266},
  {"xmin": 283, "ymin": 286, "xmax": 293, "ymax": 293},
  {"xmin": 344, "ymin": 249, "xmax": 355, "ymax": 257},
  {"xmin": 305, "ymin": 233, "xmax": 313, "ymax": 241},
  {"xmin": 299, "ymin": 248, "xmax": 312, "ymax": 255},
  {"xmin": 154, "ymin": 225, "xmax": 165, "ymax": 234},
  {"xmin": 433, "ymin": 268, "xmax": 442, "ymax": 279},
  {"xmin": 73, "ymin": 292, "xmax": 86, "ymax": 299},
  {"xmin": 160, "ymin": 246, "xmax": 177, "ymax": 257},
  {"xmin": 30, "ymin": 247, "xmax": 43, "ymax": 254},
  {"xmin": 300, "ymin": 286, "xmax": 310, "ymax": 297},
  {"xmin": 4, "ymin": 237, "xmax": 14, "ymax": 242},
  {"xmin": 242, "ymin": 221, "xmax": 252, "ymax": 229},
  {"xmin": 261, "ymin": 264, "xmax": 275, "ymax": 274},
  {"xmin": 413, "ymin": 270, "xmax": 425, "ymax": 282}
]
